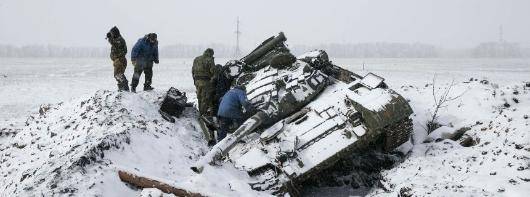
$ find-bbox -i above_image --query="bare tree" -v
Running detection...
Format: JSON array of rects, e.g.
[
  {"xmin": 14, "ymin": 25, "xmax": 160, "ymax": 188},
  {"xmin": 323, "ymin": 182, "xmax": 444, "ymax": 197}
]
[{"xmin": 426, "ymin": 75, "xmax": 467, "ymax": 133}]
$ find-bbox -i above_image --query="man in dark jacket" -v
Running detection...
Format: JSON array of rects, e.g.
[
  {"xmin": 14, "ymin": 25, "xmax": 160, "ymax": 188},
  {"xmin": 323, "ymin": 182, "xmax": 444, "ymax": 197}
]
[
  {"xmin": 192, "ymin": 48, "xmax": 217, "ymax": 116},
  {"xmin": 216, "ymin": 86, "xmax": 254, "ymax": 142},
  {"xmin": 106, "ymin": 26, "xmax": 129, "ymax": 91},
  {"xmin": 130, "ymin": 33, "xmax": 159, "ymax": 92},
  {"xmin": 213, "ymin": 64, "xmax": 232, "ymax": 115}
]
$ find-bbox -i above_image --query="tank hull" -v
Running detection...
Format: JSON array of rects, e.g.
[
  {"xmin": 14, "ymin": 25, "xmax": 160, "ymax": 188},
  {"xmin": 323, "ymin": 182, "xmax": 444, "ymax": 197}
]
[{"xmin": 193, "ymin": 33, "xmax": 413, "ymax": 195}]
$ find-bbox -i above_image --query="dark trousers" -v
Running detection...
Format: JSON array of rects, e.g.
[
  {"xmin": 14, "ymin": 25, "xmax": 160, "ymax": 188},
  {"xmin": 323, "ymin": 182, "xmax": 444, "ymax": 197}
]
[
  {"xmin": 217, "ymin": 116, "xmax": 243, "ymax": 142},
  {"xmin": 131, "ymin": 60, "xmax": 153, "ymax": 88}
]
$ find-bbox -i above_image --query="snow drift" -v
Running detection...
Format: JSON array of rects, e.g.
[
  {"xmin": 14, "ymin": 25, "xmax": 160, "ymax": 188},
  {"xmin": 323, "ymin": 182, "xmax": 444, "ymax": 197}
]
[
  {"xmin": 0, "ymin": 90, "xmax": 265, "ymax": 196},
  {"xmin": 369, "ymin": 80, "xmax": 530, "ymax": 196}
]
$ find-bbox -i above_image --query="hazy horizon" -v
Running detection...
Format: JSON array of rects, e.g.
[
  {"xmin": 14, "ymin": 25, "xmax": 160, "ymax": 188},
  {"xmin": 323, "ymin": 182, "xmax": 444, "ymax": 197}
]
[{"xmin": 1, "ymin": 0, "xmax": 529, "ymax": 49}]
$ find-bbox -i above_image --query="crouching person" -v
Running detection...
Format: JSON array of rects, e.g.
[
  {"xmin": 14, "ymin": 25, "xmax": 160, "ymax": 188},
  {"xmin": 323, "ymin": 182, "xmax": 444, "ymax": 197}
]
[{"xmin": 216, "ymin": 86, "xmax": 254, "ymax": 142}]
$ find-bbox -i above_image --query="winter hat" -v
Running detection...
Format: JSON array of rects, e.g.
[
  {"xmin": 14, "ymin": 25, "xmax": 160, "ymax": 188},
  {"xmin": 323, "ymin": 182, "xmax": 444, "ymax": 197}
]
[
  {"xmin": 147, "ymin": 33, "xmax": 157, "ymax": 40},
  {"xmin": 110, "ymin": 26, "xmax": 120, "ymax": 36},
  {"xmin": 204, "ymin": 48, "xmax": 214, "ymax": 57}
]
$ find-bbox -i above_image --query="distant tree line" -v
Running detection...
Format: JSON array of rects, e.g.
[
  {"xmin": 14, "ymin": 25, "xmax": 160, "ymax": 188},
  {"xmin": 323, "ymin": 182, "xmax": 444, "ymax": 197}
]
[
  {"xmin": 160, "ymin": 44, "xmax": 234, "ymax": 58},
  {"xmin": 1, "ymin": 42, "xmax": 528, "ymax": 58},
  {"xmin": 0, "ymin": 45, "xmax": 107, "ymax": 58},
  {"xmin": 290, "ymin": 42, "xmax": 439, "ymax": 58},
  {"xmin": 472, "ymin": 42, "xmax": 525, "ymax": 58},
  {"xmin": 0, "ymin": 44, "xmax": 235, "ymax": 58}
]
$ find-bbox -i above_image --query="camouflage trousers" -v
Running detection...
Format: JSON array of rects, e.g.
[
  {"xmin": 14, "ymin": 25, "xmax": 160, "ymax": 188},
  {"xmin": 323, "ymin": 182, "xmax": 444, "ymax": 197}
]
[
  {"xmin": 195, "ymin": 81, "xmax": 215, "ymax": 116},
  {"xmin": 113, "ymin": 57, "xmax": 129, "ymax": 88},
  {"xmin": 131, "ymin": 60, "xmax": 153, "ymax": 88}
]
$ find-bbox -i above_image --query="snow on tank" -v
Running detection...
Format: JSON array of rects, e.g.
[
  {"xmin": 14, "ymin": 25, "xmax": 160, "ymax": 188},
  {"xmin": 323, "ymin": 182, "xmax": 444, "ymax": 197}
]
[{"xmin": 192, "ymin": 32, "xmax": 413, "ymax": 195}]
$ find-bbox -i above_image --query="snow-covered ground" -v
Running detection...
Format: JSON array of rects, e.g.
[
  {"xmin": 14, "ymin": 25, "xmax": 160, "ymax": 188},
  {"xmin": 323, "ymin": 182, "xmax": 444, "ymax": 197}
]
[
  {"xmin": 371, "ymin": 79, "xmax": 530, "ymax": 196},
  {"xmin": 1, "ymin": 58, "xmax": 529, "ymax": 196}
]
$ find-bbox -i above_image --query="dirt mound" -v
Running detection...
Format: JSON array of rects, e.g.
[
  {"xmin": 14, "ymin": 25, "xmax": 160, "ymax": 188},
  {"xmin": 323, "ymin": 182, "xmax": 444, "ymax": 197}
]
[{"xmin": 0, "ymin": 90, "xmax": 206, "ymax": 196}]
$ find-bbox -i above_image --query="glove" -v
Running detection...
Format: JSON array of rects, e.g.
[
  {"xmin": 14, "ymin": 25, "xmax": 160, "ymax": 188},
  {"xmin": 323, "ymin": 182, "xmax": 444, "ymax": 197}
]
[{"xmin": 154, "ymin": 59, "xmax": 159, "ymax": 64}]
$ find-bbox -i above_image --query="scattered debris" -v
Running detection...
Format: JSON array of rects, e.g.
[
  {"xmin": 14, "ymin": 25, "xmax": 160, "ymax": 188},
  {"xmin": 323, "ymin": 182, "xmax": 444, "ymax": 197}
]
[
  {"xmin": 39, "ymin": 105, "xmax": 52, "ymax": 116},
  {"xmin": 399, "ymin": 187, "xmax": 413, "ymax": 197},
  {"xmin": 450, "ymin": 127, "xmax": 471, "ymax": 141},
  {"xmin": 159, "ymin": 87, "xmax": 190, "ymax": 122},
  {"xmin": 458, "ymin": 135, "xmax": 479, "ymax": 147}
]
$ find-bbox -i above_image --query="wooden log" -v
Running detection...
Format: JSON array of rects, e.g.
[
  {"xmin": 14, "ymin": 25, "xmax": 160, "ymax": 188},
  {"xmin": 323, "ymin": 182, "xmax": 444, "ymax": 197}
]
[{"xmin": 118, "ymin": 170, "xmax": 205, "ymax": 197}]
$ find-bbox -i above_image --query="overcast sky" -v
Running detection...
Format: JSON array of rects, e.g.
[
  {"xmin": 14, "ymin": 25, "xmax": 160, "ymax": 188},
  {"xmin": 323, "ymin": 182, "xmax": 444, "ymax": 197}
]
[{"xmin": 0, "ymin": 0, "xmax": 529, "ymax": 48}]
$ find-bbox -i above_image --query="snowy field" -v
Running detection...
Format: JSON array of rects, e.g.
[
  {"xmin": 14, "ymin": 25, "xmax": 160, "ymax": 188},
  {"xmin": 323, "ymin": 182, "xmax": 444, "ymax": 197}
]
[
  {"xmin": 1, "ymin": 57, "xmax": 529, "ymax": 196},
  {"xmin": 1, "ymin": 58, "xmax": 529, "ymax": 121}
]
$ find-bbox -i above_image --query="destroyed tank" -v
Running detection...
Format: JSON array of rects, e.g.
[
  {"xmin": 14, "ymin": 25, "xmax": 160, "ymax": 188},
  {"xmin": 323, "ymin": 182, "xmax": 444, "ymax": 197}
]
[{"xmin": 192, "ymin": 32, "xmax": 413, "ymax": 195}]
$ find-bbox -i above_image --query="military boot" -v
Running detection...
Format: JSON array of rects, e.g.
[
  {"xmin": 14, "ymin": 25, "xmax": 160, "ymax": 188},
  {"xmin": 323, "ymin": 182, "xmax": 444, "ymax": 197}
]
[
  {"xmin": 144, "ymin": 85, "xmax": 154, "ymax": 91},
  {"xmin": 117, "ymin": 83, "xmax": 128, "ymax": 92},
  {"xmin": 207, "ymin": 140, "xmax": 216, "ymax": 147},
  {"xmin": 122, "ymin": 83, "xmax": 130, "ymax": 92}
]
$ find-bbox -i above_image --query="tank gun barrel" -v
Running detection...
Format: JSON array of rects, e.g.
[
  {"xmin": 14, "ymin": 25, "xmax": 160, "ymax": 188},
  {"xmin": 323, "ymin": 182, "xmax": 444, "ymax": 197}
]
[
  {"xmin": 191, "ymin": 111, "xmax": 268, "ymax": 173},
  {"xmin": 240, "ymin": 32, "xmax": 286, "ymax": 65}
]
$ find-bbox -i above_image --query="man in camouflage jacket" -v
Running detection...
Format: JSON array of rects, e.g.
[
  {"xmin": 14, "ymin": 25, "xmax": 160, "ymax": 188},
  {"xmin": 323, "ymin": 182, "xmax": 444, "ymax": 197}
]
[
  {"xmin": 192, "ymin": 48, "xmax": 218, "ymax": 117},
  {"xmin": 106, "ymin": 26, "xmax": 129, "ymax": 91}
]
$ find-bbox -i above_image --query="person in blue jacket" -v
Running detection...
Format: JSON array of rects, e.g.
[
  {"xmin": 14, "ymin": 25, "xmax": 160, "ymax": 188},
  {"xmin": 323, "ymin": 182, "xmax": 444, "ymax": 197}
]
[
  {"xmin": 216, "ymin": 85, "xmax": 254, "ymax": 142},
  {"xmin": 130, "ymin": 33, "xmax": 159, "ymax": 92}
]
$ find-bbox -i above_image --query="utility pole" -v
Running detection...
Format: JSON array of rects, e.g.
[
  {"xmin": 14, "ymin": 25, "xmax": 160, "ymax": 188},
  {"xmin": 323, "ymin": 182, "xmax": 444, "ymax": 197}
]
[
  {"xmin": 234, "ymin": 17, "xmax": 242, "ymax": 58},
  {"xmin": 234, "ymin": 17, "xmax": 241, "ymax": 57}
]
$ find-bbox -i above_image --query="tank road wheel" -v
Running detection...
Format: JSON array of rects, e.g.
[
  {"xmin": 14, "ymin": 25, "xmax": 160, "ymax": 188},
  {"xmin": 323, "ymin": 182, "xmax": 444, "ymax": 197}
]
[
  {"xmin": 247, "ymin": 165, "xmax": 303, "ymax": 196},
  {"xmin": 249, "ymin": 167, "xmax": 281, "ymax": 193}
]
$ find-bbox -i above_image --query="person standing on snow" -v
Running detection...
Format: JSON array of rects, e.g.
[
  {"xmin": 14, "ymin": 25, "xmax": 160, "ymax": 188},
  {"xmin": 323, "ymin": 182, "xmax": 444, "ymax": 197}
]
[
  {"xmin": 192, "ymin": 48, "xmax": 217, "ymax": 117},
  {"xmin": 216, "ymin": 86, "xmax": 254, "ymax": 142},
  {"xmin": 130, "ymin": 33, "xmax": 159, "ymax": 93},
  {"xmin": 106, "ymin": 26, "xmax": 129, "ymax": 92}
]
